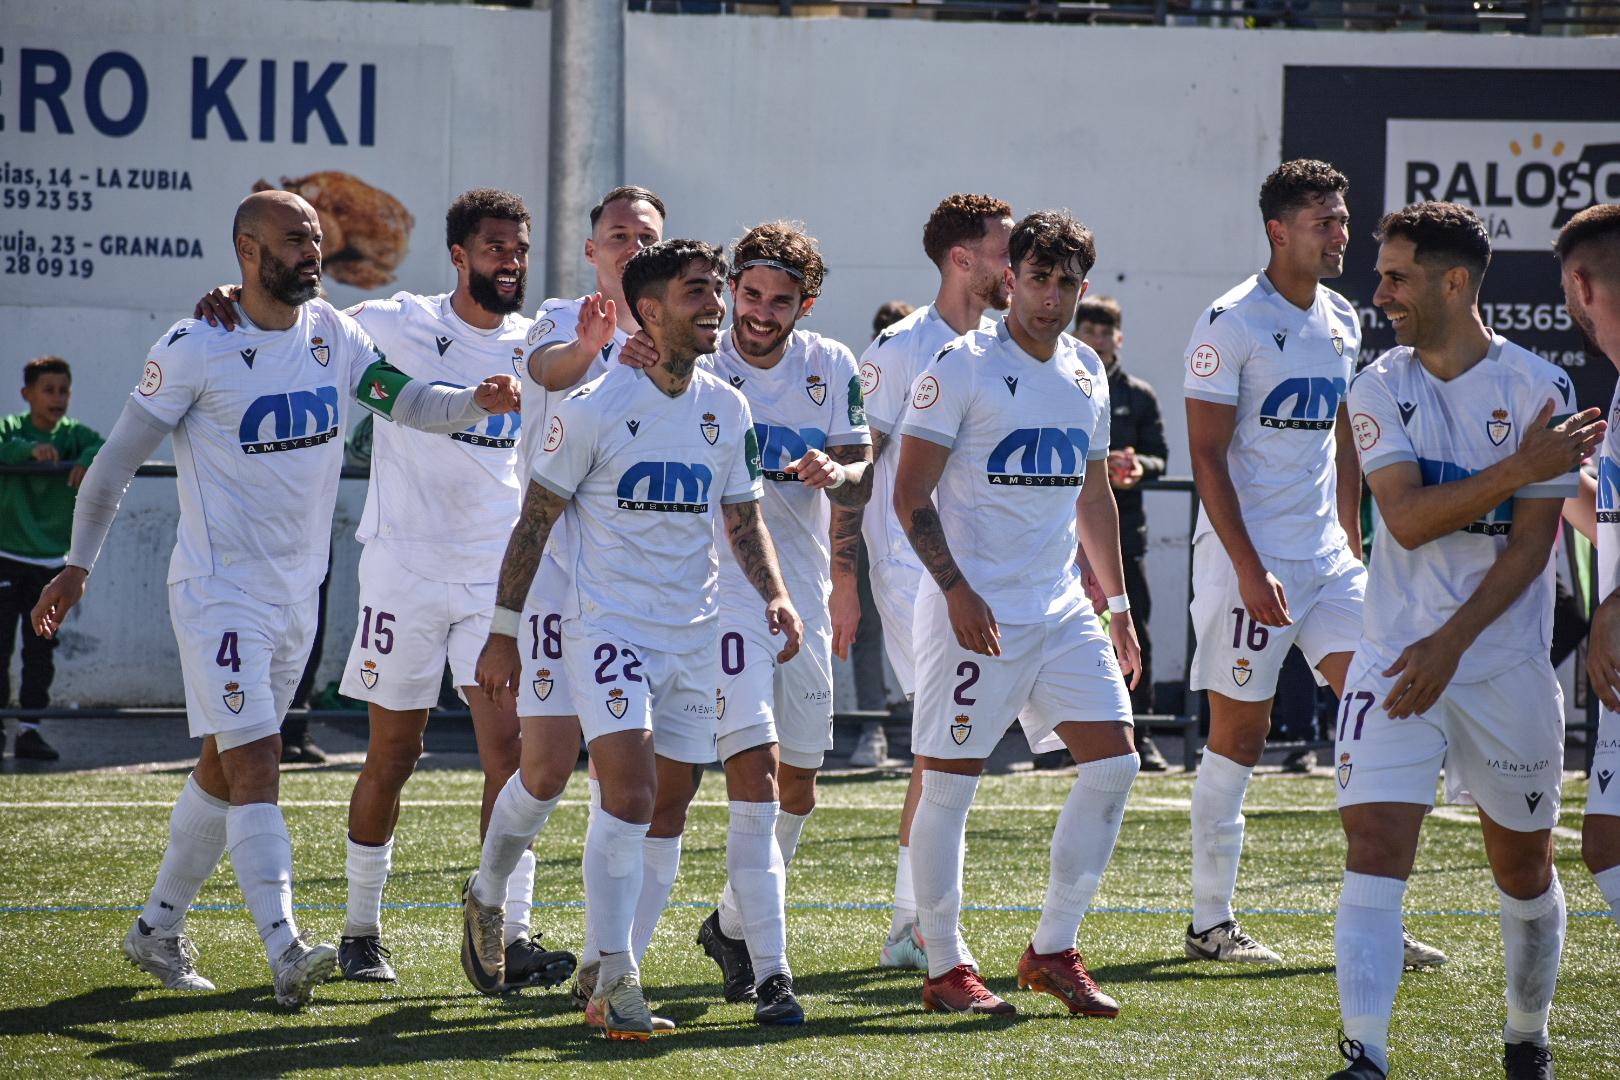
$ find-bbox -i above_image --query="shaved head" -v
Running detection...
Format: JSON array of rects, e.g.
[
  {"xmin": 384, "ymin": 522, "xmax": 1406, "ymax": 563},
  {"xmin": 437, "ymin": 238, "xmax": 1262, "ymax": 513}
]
[
  {"xmin": 232, "ymin": 189, "xmax": 316, "ymax": 248},
  {"xmin": 234, "ymin": 190, "xmax": 324, "ymax": 307}
]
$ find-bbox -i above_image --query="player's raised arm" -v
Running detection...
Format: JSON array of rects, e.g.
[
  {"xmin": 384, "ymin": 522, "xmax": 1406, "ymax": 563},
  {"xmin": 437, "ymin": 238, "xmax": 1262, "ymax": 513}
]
[
  {"xmin": 351, "ymin": 347, "xmax": 519, "ymax": 434},
  {"xmin": 531, "ymin": 293, "xmax": 620, "ymax": 389}
]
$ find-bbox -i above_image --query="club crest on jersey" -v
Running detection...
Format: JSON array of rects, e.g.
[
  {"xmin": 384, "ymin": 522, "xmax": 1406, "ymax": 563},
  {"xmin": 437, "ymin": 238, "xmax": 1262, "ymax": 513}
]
[
  {"xmin": 512, "ymin": 347, "xmax": 525, "ymax": 378},
  {"xmin": 532, "ymin": 669, "xmax": 553, "ymax": 701},
  {"xmin": 1487, "ymin": 409, "xmax": 1511, "ymax": 446},
  {"xmin": 1075, "ymin": 373, "xmax": 1093, "ymax": 397},
  {"xmin": 1337, "ymin": 753, "xmax": 1352, "ymax": 789},
  {"xmin": 950, "ymin": 715, "xmax": 972, "ymax": 745},
  {"xmin": 309, "ymin": 336, "xmax": 330, "ymax": 366},
  {"xmin": 606, "ymin": 687, "xmax": 628, "ymax": 719},
  {"xmin": 859, "ymin": 360, "xmax": 880, "ymax": 397},
  {"xmin": 701, "ymin": 412, "xmax": 719, "ymax": 445},
  {"xmin": 1232, "ymin": 658, "xmax": 1252, "ymax": 687},
  {"xmin": 716, "ymin": 689, "xmax": 726, "ymax": 721},
  {"xmin": 1331, "ymin": 328, "xmax": 1345, "ymax": 356},
  {"xmin": 527, "ymin": 319, "xmax": 555, "ymax": 347},
  {"xmin": 223, "ymin": 682, "xmax": 245, "ymax": 714},
  {"xmin": 359, "ymin": 659, "xmax": 378, "ymax": 690},
  {"xmin": 805, "ymin": 374, "xmax": 827, "ymax": 406},
  {"xmin": 436, "ymin": 335, "xmax": 453, "ymax": 357}
]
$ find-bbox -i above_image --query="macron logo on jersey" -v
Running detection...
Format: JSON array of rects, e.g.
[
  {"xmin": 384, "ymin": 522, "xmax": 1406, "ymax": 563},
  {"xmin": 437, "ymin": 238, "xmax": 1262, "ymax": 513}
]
[
  {"xmin": 238, "ymin": 386, "xmax": 340, "ymax": 455},
  {"xmin": 986, "ymin": 427, "xmax": 1090, "ymax": 487},
  {"xmin": 1598, "ymin": 456, "xmax": 1620, "ymax": 524},
  {"xmin": 1419, "ymin": 457, "xmax": 1514, "ymax": 534},
  {"xmin": 1259, "ymin": 376, "xmax": 1346, "ymax": 430},
  {"xmin": 755, "ymin": 423, "xmax": 828, "ymax": 482},
  {"xmin": 616, "ymin": 461, "xmax": 713, "ymax": 513}
]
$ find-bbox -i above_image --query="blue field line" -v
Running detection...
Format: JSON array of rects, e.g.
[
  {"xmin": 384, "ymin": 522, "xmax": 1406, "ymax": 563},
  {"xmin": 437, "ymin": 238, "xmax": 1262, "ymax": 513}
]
[{"xmin": 1, "ymin": 898, "xmax": 1609, "ymax": 919}]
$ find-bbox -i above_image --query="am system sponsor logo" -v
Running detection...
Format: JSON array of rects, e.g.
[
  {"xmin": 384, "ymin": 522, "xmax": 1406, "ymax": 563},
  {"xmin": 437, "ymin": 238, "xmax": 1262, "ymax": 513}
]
[
  {"xmin": 1598, "ymin": 456, "xmax": 1620, "ymax": 524},
  {"xmin": 985, "ymin": 427, "xmax": 1090, "ymax": 487},
  {"xmin": 616, "ymin": 461, "xmax": 713, "ymax": 513},
  {"xmin": 1418, "ymin": 457, "xmax": 1513, "ymax": 534},
  {"xmin": 238, "ymin": 385, "xmax": 339, "ymax": 454},
  {"xmin": 430, "ymin": 381, "xmax": 520, "ymax": 447},
  {"xmin": 1258, "ymin": 376, "xmax": 1346, "ymax": 430},
  {"xmin": 754, "ymin": 423, "xmax": 827, "ymax": 482}
]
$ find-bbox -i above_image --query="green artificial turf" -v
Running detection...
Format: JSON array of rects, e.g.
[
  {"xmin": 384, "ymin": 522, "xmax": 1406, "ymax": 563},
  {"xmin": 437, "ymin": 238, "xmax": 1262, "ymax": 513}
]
[{"xmin": 0, "ymin": 766, "xmax": 1613, "ymax": 1078}]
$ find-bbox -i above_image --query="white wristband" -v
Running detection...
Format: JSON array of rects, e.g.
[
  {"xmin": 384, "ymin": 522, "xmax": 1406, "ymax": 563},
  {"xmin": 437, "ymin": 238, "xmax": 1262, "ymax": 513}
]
[
  {"xmin": 490, "ymin": 606, "xmax": 522, "ymax": 638},
  {"xmin": 1106, "ymin": 594, "xmax": 1131, "ymax": 614},
  {"xmin": 826, "ymin": 461, "xmax": 847, "ymax": 489}
]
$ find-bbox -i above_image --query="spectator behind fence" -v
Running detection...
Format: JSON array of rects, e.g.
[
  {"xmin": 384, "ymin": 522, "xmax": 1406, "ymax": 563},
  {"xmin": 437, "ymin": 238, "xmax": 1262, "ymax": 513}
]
[
  {"xmin": 848, "ymin": 300, "xmax": 917, "ymax": 768},
  {"xmin": 0, "ymin": 357, "xmax": 105, "ymax": 761},
  {"xmin": 1072, "ymin": 298, "xmax": 1170, "ymax": 772}
]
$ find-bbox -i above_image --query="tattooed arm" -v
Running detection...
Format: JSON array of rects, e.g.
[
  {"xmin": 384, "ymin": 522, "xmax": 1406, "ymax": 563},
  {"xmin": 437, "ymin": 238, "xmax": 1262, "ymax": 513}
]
[
  {"xmin": 822, "ymin": 443, "xmax": 873, "ymax": 659},
  {"xmin": 722, "ymin": 498, "xmax": 804, "ymax": 663},
  {"xmin": 476, "ymin": 480, "xmax": 570, "ymax": 703},
  {"xmin": 893, "ymin": 433, "xmax": 999, "ymax": 656}
]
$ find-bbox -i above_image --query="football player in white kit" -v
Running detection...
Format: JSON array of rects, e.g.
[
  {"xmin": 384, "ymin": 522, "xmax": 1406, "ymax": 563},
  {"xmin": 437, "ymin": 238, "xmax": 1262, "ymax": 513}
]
[
  {"xmin": 1556, "ymin": 203, "xmax": 1620, "ymax": 934},
  {"xmin": 676, "ymin": 223, "xmax": 871, "ymax": 1020},
  {"xmin": 1328, "ymin": 203, "xmax": 1596, "ymax": 1080},
  {"xmin": 457, "ymin": 186, "xmax": 668, "ymax": 1005},
  {"xmin": 859, "ymin": 193, "xmax": 1014, "ymax": 969},
  {"xmin": 897, "ymin": 211, "xmax": 1140, "ymax": 1018},
  {"xmin": 31, "ymin": 191, "xmax": 520, "ymax": 1009},
  {"xmin": 191, "ymin": 190, "xmax": 573, "ymax": 989},
  {"xmin": 1182, "ymin": 160, "xmax": 1446, "ymax": 966},
  {"xmin": 472, "ymin": 240, "xmax": 803, "ymax": 1040}
]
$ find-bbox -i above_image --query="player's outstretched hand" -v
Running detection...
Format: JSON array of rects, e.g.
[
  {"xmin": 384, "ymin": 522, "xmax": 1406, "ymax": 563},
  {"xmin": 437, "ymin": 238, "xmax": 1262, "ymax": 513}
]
[
  {"xmin": 193, "ymin": 284, "xmax": 243, "ymax": 329},
  {"xmin": 785, "ymin": 449, "xmax": 844, "ymax": 490},
  {"xmin": 829, "ymin": 580, "xmax": 860, "ymax": 661},
  {"xmin": 1236, "ymin": 563, "xmax": 1291, "ymax": 627},
  {"xmin": 1514, "ymin": 400, "xmax": 1605, "ymax": 484},
  {"xmin": 767, "ymin": 597, "xmax": 804, "ymax": 664},
  {"xmin": 475, "ymin": 374, "xmax": 521, "ymax": 414},
  {"xmin": 576, "ymin": 292, "xmax": 618, "ymax": 356},
  {"xmin": 31, "ymin": 566, "xmax": 88, "ymax": 640},
  {"xmin": 475, "ymin": 633, "xmax": 522, "ymax": 708},
  {"xmin": 945, "ymin": 583, "xmax": 1000, "ymax": 657},
  {"xmin": 1587, "ymin": 594, "xmax": 1620, "ymax": 711},
  {"xmin": 1380, "ymin": 630, "xmax": 1462, "ymax": 719},
  {"xmin": 619, "ymin": 330, "xmax": 660, "ymax": 370},
  {"xmin": 1109, "ymin": 611, "xmax": 1143, "ymax": 691}
]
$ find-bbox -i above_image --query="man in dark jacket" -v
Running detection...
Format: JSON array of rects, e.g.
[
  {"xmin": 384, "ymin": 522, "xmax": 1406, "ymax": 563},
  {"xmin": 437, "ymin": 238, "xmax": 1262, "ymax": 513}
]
[{"xmin": 1074, "ymin": 298, "xmax": 1170, "ymax": 770}]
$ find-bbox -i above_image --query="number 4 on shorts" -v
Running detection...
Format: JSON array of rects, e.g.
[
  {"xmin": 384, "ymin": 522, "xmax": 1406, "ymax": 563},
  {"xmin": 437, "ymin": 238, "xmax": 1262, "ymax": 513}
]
[{"xmin": 216, "ymin": 631, "xmax": 241, "ymax": 673}]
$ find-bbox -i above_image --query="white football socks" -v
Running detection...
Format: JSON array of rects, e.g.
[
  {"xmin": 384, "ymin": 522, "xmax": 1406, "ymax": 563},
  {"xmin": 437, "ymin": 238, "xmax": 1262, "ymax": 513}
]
[
  {"xmin": 1335, "ymin": 870, "xmax": 1406, "ymax": 1074},
  {"xmin": 579, "ymin": 777, "xmax": 604, "ymax": 968},
  {"xmin": 911, "ymin": 770, "xmax": 979, "ymax": 979},
  {"xmin": 140, "ymin": 774, "xmax": 228, "ymax": 932},
  {"xmin": 226, "ymin": 803, "xmax": 299, "ymax": 960},
  {"xmin": 582, "ymin": 808, "xmax": 647, "ymax": 976},
  {"xmin": 1032, "ymin": 753, "xmax": 1140, "ymax": 955},
  {"xmin": 720, "ymin": 800, "xmax": 789, "ymax": 982},
  {"xmin": 889, "ymin": 844, "xmax": 916, "ymax": 939},
  {"xmin": 473, "ymin": 772, "xmax": 558, "ymax": 909},
  {"xmin": 775, "ymin": 808, "xmax": 810, "ymax": 866},
  {"xmin": 1500, "ymin": 872, "xmax": 1565, "ymax": 1047},
  {"xmin": 1594, "ymin": 864, "xmax": 1620, "ymax": 930},
  {"xmin": 1191, "ymin": 749, "xmax": 1253, "ymax": 933},
  {"xmin": 343, "ymin": 836, "xmax": 392, "ymax": 939},
  {"xmin": 631, "ymin": 835, "xmax": 682, "ymax": 964},
  {"xmin": 506, "ymin": 849, "xmax": 537, "ymax": 947}
]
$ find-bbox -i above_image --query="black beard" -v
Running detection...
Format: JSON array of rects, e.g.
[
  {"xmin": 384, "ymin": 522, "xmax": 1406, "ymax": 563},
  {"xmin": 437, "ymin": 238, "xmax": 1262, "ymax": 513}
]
[
  {"xmin": 260, "ymin": 250, "xmax": 320, "ymax": 306},
  {"xmin": 733, "ymin": 321, "xmax": 793, "ymax": 358},
  {"xmin": 468, "ymin": 266, "xmax": 526, "ymax": 315}
]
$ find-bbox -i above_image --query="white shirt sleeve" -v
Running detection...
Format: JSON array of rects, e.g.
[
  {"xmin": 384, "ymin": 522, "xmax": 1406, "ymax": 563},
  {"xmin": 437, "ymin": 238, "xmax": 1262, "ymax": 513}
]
[
  {"xmin": 531, "ymin": 388, "xmax": 596, "ymax": 500},
  {"xmin": 721, "ymin": 395, "xmax": 766, "ymax": 505},
  {"xmin": 1518, "ymin": 367, "xmax": 1581, "ymax": 500},
  {"xmin": 825, "ymin": 343, "xmax": 872, "ymax": 449},
  {"xmin": 860, "ymin": 332, "xmax": 915, "ymax": 436},
  {"xmin": 1181, "ymin": 309, "xmax": 1250, "ymax": 407},
  {"xmin": 129, "ymin": 322, "xmax": 206, "ymax": 427},
  {"xmin": 1346, "ymin": 366, "xmax": 1414, "ymax": 477},
  {"xmin": 898, "ymin": 349, "xmax": 969, "ymax": 449},
  {"xmin": 1088, "ymin": 367, "xmax": 1112, "ymax": 462}
]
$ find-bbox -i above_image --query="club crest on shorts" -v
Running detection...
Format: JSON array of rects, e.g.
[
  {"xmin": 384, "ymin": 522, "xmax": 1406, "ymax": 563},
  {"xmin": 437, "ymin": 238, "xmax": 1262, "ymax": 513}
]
[
  {"xmin": 1330, "ymin": 328, "xmax": 1345, "ymax": 356},
  {"xmin": 606, "ymin": 687, "xmax": 628, "ymax": 719},
  {"xmin": 1232, "ymin": 658, "xmax": 1252, "ymax": 687},
  {"xmin": 512, "ymin": 346, "xmax": 526, "ymax": 378},
  {"xmin": 951, "ymin": 714, "xmax": 972, "ymax": 745},
  {"xmin": 716, "ymin": 688, "xmax": 726, "ymax": 721},
  {"xmin": 223, "ymin": 682, "xmax": 245, "ymax": 714},
  {"xmin": 359, "ymin": 659, "xmax": 378, "ymax": 690},
  {"xmin": 532, "ymin": 669, "xmax": 553, "ymax": 701},
  {"xmin": 1075, "ymin": 372, "xmax": 1093, "ymax": 397},
  {"xmin": 1337, "ymin": 752, "xmax": 1352, "ymax": 789},
  {"xmin": 1487, "ymin": 408, "xmax": 1511, "ymax": 446},
  {"xmin": 309, "ymin": 336, "xmax": 330, "ymax": 366},
  {"xmin": 805, "ymin": 374, "xmax": 826, "ymax": 406},
  {"xmin": 701, "ymin": 412, "xmax": 719, "ymax": 445}
]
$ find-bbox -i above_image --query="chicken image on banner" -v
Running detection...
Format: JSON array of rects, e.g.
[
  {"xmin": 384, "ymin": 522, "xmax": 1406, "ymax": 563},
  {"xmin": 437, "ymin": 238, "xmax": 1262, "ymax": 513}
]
[{"xmin": 255, "ymin": 172, "xmax": 415, "ymax": 289}]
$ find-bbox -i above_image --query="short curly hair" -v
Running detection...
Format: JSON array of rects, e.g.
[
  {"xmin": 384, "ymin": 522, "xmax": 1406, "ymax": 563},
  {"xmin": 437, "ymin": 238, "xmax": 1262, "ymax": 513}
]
[
  {"xmin": 922, "ymin": 193, "xmax": 1013, "ymax": 267},
  {"xmin": 1009, "ymin": 210, "xmax": 1096, "ymax": 279},
  {"xmin": 1258, "ymin": 159, "xmax": 1349, "ymax": 224},
  {"xmin": 445, "ymin": 188, "xmax": 530, "ymax": 251},
  {"xmin": 730, "ymin": 221, "xmax": 827, "ymax": 299},
  {"xmin": 1375, "ymin": 201, "xmax": 1491, "ymax": 282},
  {"xmin": 622, "ymin": 239, "xmax": 729, "ymax": 322}
]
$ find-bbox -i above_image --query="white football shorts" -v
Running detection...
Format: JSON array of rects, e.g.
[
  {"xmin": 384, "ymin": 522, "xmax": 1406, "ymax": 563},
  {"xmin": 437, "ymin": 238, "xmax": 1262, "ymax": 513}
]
[
  {"xmin": 1587, "ymin": 708, "xmax": 1620, "ymax": 820},
  {"xmin": 869, "ymin": 551, "xmax": 924, "ymax": 698},
  {"xmin": 714, "ymin": 603, "xmax": 834, "ymax": 769},
  {"xmin": 516, "ymin": 553, "xmax": 577, "ymax": 718},
  {"xmin": 563, "ymin": 620, "xmax": 718, "ymax": 765}
]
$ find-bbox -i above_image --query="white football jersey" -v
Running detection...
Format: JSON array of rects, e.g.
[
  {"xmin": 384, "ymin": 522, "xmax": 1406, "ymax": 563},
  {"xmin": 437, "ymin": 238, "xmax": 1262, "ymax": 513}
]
[
  {"xmin": 1351, "ymin": 335, "xmax": 1577, "ymax": 683},
  {"xmin": 898, "ymin": 319, "xmax": 1110, "ymax": 624},
  {"xmin": 349, "ymin": 292, "xmax": 527, "ymax": 583},
  {"xmin": 858, "ymin": 303, "xmax": 993, "ymax": 565},
  {"xmin": 533, "ymin": 364, "xmax": 763, "ymax": 652},
  {"xmin": 132, "ymin": 300, "xmax": 382, "ymax": 604},
  {"xmin": 520, "ymin": 296, "xmax": 628, "ymax": 559},
  {"xmin": 1183, "ymin": 272, "xmax": 1361, "ymax": 559},
  {"xmin": 707, "ymin": 329, "xmax": 870, "ymax": 611}
]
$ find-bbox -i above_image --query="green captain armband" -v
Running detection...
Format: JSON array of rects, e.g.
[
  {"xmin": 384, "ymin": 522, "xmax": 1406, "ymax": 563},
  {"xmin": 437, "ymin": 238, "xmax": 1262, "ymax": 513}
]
[
  {"xmin": 355, "ymin": 350, "xmax": 411, "ymax": 419},
  {"xmin": 847, "ymin": 373, "xmax": 867, "ymax": 427},
  {"xmin": 744, "ymin": 424, "xmax": 763, "ymax": 480}
]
